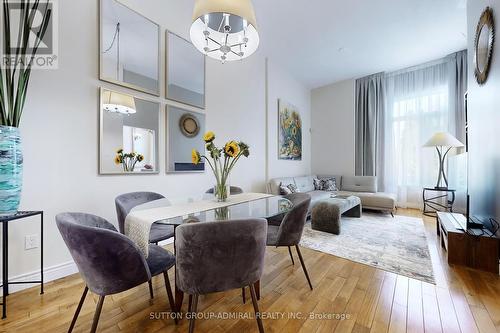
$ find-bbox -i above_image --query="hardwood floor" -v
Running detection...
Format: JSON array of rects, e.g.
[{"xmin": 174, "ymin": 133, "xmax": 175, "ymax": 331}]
[{"xmin": 1, "ymin": 209, "xmax": 500, "ymax": 332}]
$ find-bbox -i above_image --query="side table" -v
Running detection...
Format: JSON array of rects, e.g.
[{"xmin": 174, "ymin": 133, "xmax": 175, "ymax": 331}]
[
  {"xmin": 0, "ymin": 211, "xmax": 44, "ymax": 319},
  {"xmin": 423, "ymin": 188, "xmax": 456, "ymax": 217}
]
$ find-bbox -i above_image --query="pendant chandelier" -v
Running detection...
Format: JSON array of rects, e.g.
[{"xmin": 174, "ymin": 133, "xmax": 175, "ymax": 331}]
[
  {"xmin": 190, "ymin": 0, "xmax": 259, "ymax": 63},
  {"xmin": 103, "ymin": 90, "xmax": 136, "ymax": 115}
]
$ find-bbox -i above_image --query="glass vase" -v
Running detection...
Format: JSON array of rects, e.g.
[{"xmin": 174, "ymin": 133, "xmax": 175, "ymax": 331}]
[
  {"xmin": 214, "ymin": 183, "xmax": 230, "ymax": 202},
  {"xmin": 0, "ymin": 126, "xmax": 23, "ymax": 216}
]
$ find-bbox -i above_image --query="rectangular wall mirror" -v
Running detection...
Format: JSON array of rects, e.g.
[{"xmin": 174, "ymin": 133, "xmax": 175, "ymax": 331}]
[
  {"xmin": 100, "ymin": 0, "xmax": 160, "ymax": 96},
  {"xmin": 166, "ymin": 106, "xmax": 206, "ymax": 173},
  {"xmin": 166, "ymin": 31, "xmax": 206, "ymax": 109},
  {"xmin": 100, "ymin": 88, "xmax": 160, "ymax": 174}
]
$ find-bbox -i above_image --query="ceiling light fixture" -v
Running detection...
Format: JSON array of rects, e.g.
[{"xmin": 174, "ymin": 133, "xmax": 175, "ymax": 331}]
[
  {"xmin": 103, "ymin": 90, "xmax": 136, "ymax": 115},
  {"xmin": 190, "ymin": 0, "xmax": 259, "ymax": 63}
]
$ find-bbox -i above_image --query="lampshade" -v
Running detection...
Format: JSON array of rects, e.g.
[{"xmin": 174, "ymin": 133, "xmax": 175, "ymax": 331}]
[
  {"xmin": 190, "ymin": 0, "xmax": 259, "ymax": 63},
  {"xmin": 102, "ymin": 90, "xmax": 136, "ymax": 115},
  {"xmin": 423, "ymin": 132, "xmax": 464, "ymax": 148}
]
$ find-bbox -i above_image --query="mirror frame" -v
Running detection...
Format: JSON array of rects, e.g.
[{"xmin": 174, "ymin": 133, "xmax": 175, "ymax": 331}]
[
  {"xmin": 474, "ymin": 7, "xmax": 495, "ymax": 85},
  {"xmin": 99, "ymin": 0, "xmax": 161, "ymax": 96},
  {"xmin": 99, "ymin": 87, "xmax": 161, "ymax": 175},
  {"xmin": 165, "ymin": 105, "xmax": 206, "ymax": 174},
  {"xmin": 165, "ymin": 30, "xmax": 206, "ymax": 109}
]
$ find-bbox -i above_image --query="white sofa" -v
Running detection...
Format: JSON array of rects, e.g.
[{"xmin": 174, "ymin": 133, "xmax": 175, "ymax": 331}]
[{"xmin": 268, "ymin": 175, "xmax": 396, "ymax": 215}]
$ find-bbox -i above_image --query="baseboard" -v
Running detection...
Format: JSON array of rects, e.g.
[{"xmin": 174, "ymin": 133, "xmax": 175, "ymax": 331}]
[{"xmin": 0, "ymin": 261, "xmax": 78, "ymax": 296}]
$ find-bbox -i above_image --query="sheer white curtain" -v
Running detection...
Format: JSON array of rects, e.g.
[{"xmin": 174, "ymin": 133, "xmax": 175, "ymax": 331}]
[{"xmin": 383, "ymin": 61, "xmax": 450, "ymax": 208}]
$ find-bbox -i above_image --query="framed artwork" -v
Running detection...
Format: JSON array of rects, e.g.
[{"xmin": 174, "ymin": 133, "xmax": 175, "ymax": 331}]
[{"xmin": 278, "ymin": 99, "xmax": 302, "ymax": 160}]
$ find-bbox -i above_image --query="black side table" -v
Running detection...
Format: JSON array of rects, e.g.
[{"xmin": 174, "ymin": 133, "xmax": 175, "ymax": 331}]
[
  {"xmin": 0, "ymin": 211, "xmax": 44, "ymax": 319},
  {"xmin": 422, "ymin": 188, "xmax": 456, "ymax": 217}
]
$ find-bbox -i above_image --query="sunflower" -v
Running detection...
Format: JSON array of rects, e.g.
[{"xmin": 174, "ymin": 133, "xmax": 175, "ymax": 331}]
[
  {"xmin": 203, "ymin": 131, "xmax": 215, "ymax": 143},
  {"xmin": 116, "ymin": 148, "xmax": 123, "ymax": 154},
  {"xmin": 137, "ymin": 154, "xmax": 144, "ymax": 162},
  {"xmin": 192, "ymin": 149, "xmax": 201, "ymax": 165},
  {"xmin": 114, "ymin": 155, "xmax": 121, "ymax": 165},
  {"xmin": 224, "ymin": 141, "xmax": 240, "ymax": 158}
]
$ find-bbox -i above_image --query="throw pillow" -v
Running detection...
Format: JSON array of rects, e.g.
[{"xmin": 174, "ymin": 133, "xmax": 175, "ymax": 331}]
[
  {"xmin": 287, "ymin": 183, "xmax": 300, "ymax": 193},
  {"xmin": 279, "ymin": 182, "xmax": 292, "ymax": 195},
  {"xmin": 313, "ymin": 177, "xmax": 322, "ymax": 190},
  {"xmin": 320, "ymin": 177, "xmax": 338, "ymax": 191}
]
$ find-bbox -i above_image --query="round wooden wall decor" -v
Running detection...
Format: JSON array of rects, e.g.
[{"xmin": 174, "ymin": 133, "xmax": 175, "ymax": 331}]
[
  {"xmin": 179, "ymin": 113, "xmax": 200, "ymax": 137},
  {"xmin": 474, "ymin": 7, "xmax": 495, "ymax": 85}
]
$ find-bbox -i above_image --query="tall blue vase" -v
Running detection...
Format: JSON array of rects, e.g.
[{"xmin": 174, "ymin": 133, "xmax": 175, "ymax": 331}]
[{"xmin": 0, "ymin": 126, "xmax": 23, "ymax": 216}]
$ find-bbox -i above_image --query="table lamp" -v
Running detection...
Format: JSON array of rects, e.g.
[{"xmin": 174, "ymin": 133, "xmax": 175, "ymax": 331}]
[{"xmin": 423, "ymin": 132, "xmax": 464, "ymax": 190}]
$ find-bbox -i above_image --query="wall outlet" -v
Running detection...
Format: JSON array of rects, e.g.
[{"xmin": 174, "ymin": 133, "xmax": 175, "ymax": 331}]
[{"xmin": 25, "ymin": 234, "xmax": 39, "ymax": 250}]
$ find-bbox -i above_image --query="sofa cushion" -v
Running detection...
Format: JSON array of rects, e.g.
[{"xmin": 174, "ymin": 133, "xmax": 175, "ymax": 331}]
[
  {"xmin": 279, "ymin": 183, "xmax": 292, "ymax": 195},
  {"xmin": 318, "ymin": 175, "xmax": 343, "ymax": 189},
  {"xmin": 338, "ymin": 191, "xmax": 395, "ymax": 210},
  {"xmin": 318, "ymin": 177, "xmax": 338, "ymax": 191},
  {"xmin": 295, "ymin": 176, "xmax": 315, "ymax": 193},
  {"xmin": 341, "ymin": 176, "xmax": 377, "ymax": 193}
]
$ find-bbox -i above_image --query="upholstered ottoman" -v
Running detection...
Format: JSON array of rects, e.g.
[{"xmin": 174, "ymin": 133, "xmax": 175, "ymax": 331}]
[{"xmin": 311, "ymin": 196, "xmax": 362, "ymax": 235}]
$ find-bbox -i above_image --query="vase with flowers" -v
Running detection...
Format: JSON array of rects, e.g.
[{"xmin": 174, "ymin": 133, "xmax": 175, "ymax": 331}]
[
  {"xmin": 114, "ymin": 149, "xmax": 145, "ymax": 172},
  {"xmin": 192, "ymin": 131, "xmax": 249, "ymax": 202}
]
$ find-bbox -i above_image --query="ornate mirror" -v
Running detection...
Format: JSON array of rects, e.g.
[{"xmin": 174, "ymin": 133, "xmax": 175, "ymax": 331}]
[{"xmin": 474, "ymin": 7, "xmax": 495, "ymax": 85}]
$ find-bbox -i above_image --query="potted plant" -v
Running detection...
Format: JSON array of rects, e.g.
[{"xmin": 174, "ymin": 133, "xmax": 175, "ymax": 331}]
[
  {"xmin": 192, "ymin": 131, "xmax": 249, "ymax": 202},
  {"xmin": 0, "ymin": 1, "xmax": 52, "ymax": 215}
]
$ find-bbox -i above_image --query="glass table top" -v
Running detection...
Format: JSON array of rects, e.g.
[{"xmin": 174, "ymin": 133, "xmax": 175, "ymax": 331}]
[{"xmin": 130, "ymin": 194, "xmax": 293, "ymax": 226}]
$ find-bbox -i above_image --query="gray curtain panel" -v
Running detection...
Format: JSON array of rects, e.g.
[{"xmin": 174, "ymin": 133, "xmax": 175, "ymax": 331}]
[
  {"xmin": 355, "ymin": 73, "xmax": 386, "ymax": 189},
  {"xmin": 447, "ymin": 50, "xmax": 468, "ymax": 145}
]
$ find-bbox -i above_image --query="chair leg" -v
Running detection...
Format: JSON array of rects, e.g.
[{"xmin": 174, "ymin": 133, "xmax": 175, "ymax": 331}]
[
  {"xmin": 242, "ymin": 287, "xmax": 246, "ymax": 304},
  {"xmin": 68, "ymin": 286, "xmax": 88, "ymax": 333},
  {"xmin": 295, "ymin": 245, "xmax": 313, "ymax": 290},
  {"xmin": 90, "ymin": 295, "xmax": 105, "ymax": 333},
  {"xmin": 148, "ymin": 280, "xmax": 154, "ymax": 299},
  {"xmin": 189, "ymin": 294, "xmax": 199, "ymax": 333},
  {"xmin": 188, "ymin": 294, "xmax": 193, "ymax": 313},
  {"xmin": 249, "ymin": 284, "xmax": 265, "ymax": 333},
  {"xmin": 288, "ymin": 246, "xmax": 295, "ymax": 265},
  {"xmin": 163, "ymin": 272, "xmax": 177, "ymax": 324}
]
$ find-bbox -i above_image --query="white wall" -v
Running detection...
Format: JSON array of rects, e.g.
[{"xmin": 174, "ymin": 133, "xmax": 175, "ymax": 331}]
[
  {"xmin": 267, "ymin": 59, "xmax": 312, "ymax": 180},
  {"xmin": 7, "ymin": 0, "xmax": 310, "ymax": 285},
  {"xmin": 467, "ymin": 0, "xmax": 500, "ymax": 230},
  {"xmin": 311, "ymin": 79, "xmax": 355, "ymax": 176}
]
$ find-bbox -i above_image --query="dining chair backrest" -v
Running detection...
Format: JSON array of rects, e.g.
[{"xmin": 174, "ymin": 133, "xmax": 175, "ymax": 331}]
[
  {"xmin": 115, "ymin": 192, "xmax": 168, "ymax": 234},
  {"xmin": 175, "ymin": 219, "xmax": 267, "ymax": 295},
  {"xmin": 275, "ymin": 193, "xmax": 311, "ymax": 246},
  {"xmin": 56, "ymin": 212, "xmax": 151, "ymax": 296},
  {"xmin": 205, "ymin": 186, "xmax": 244, "ymax": 195}
]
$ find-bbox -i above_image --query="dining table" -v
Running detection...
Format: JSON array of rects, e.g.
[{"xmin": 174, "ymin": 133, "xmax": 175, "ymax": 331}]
[{"xmin": 128, "ymin": 192, "xmax": 294, "ymax": 313}]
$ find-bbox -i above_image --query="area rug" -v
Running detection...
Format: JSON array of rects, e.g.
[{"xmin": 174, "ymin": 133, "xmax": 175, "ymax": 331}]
[{"xmin": 300, "ymin": 212, "xmax": 435, "ymax": 284}]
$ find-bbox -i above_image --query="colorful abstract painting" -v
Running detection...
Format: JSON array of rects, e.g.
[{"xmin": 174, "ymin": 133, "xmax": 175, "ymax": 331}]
[{"xmin": 278, "ymin": 99, "xmax": 302, "ymax": 160}]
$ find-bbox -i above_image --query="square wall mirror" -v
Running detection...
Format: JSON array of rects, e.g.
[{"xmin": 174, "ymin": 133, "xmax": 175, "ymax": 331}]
[
  {"xmin": 100, "ymin": 88, "xmax": 160, "ymax": 174},
  {"xmin": 166, "ymin": 31, "xmax": 206, "ymax": 109},
  {"xmin": 100, "ymin": 0, "xmax": 160, "ymax": 95},
  {"xmin": 166, "ymin": 106, "xmax": 206, "ymax": 173}
]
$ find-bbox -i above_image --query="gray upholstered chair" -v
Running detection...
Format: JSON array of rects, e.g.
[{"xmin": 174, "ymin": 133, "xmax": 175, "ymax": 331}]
[
  {"xmin": 267, "ymin": 193, "xmax": 313, "ymax": 290},
  {"xmin": 205, "ymin": 186, "xmax": 244, "ymax": 195},
  {"xmin": 115, "ymin": 191, "xmax": 175, "ymax": 298},
  {"xmin": 176, "ymin": 219, "xmax": 267, "ymax": 333},
  {"xmin": 115, "ymin": 192, "xmax": 175, "ymax": 244},
  {"xmin": 56, "ymin": 213, "xmax": 176, "ymax": 333}
]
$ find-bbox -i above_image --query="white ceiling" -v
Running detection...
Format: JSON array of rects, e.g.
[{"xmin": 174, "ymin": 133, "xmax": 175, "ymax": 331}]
[{"xmin": 253, "ymin": 0, "xmax": 467, "ymax": 88}]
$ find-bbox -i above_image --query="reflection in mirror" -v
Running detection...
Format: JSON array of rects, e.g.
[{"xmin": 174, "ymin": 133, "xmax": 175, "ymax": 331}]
[
  {"xmin": 100, "ymin": 88, "xmax": 160, "ymax": 174},
  {"xmin": 100, "ymin": 0, "xmax": 160, "ymax": 95},
  {"xmin": 167, "ymin": 106, "xmax": 206, "ymax": 173},
  {"xmin": 166, "ymin": 31, "xmax": 205, "ymax": 108},
  {"xmin": 477, "ymin": 25, "xmax": 490, "ymax": 72}
]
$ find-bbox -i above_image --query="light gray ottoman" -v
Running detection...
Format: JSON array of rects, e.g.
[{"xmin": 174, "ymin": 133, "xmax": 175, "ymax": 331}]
[{"xmin": 311, "ymin": 196, "xmax": 362, "ymax": 235}]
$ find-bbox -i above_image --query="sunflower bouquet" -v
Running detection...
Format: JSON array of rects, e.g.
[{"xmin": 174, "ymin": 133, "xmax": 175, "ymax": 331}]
[
  {"xmin": 114, "ymin": 149, "xmax": 145, "ymax": 172},
  {"xmin": 192, "ymin": 131, "xmax": 250, "ymax": 202}
]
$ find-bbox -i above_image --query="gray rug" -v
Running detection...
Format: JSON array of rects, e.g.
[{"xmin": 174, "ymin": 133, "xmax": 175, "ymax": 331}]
[{"xmin": 300, "ymin": 212, "xmax": 435, "ymax": 284}]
